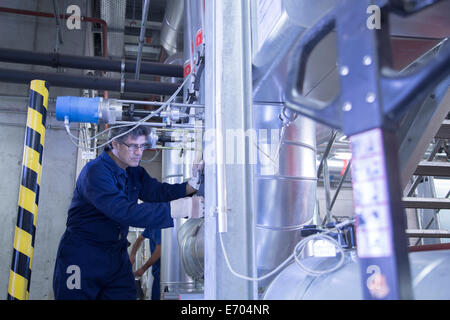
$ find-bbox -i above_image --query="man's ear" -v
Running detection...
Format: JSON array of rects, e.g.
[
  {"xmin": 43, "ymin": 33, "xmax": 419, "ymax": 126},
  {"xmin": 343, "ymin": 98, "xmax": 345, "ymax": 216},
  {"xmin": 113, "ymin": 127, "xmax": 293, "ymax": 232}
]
[{"xmin": 111, "ymin": 139, "xmax": 119, "ymax": 150}]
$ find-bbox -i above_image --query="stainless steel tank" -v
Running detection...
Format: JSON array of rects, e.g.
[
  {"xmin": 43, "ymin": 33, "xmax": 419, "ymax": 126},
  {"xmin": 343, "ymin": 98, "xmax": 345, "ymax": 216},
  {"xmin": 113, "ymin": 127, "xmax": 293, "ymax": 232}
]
[
  {"xmin": 160, "ymin": 139, "xmax": 196, "ymax": 296},
  {"xmin": 177, "ymin": 218, "xmax": 205, "ymax": 282},
  {"xmin": 263, "ymin": 248, "xmax": 450, "ymax": 299},
  {"xmin": 253, "ymin": 103, "xmax": 317, "ymax": 288}
]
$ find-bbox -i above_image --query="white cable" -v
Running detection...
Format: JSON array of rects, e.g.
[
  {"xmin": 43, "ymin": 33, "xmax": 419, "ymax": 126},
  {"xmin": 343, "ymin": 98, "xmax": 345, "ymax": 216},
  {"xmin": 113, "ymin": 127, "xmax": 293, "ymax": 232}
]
[
  {"xmin": 219, "ymin": 232, "xmax": 295, "ymax": 281},
  {"xmin": 219, "ymin": 218, "xmax": 355, "ymax": 281},
  {"xmin": 293, "ymin": 233, "xmax": 345, "ymax": 276},
  {"xmin": 140, "ymin": 149, "xmax": 160, "ymax": 163},
  {"xmin": 64, "ymin": 74, "xmax": 192, "ymax": 150}
]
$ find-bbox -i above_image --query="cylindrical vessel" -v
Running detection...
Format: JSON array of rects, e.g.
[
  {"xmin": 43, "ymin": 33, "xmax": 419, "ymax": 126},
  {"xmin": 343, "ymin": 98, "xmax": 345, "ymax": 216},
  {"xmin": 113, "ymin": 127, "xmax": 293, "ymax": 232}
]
[
  {"xmin": 263, "ymin": 248, "xmax": 450, "ymax": 299},
  {"xmin": 160, "ymin": 143, "xmax": 196, "ymax": 297},
  {"xmin": 160, "ymin": 52, "xmax": 196, "ymax": 298},
  {"xmin": 8, "ymin": 80, "xmax": 49, "ymax": 300},
  {"xmin": 253, "ymin": 103, "xmax": 317, "ymax": 288},
  {"xmin": 177, "ymin": 218, "xmax": 205, "ymax": 282}
]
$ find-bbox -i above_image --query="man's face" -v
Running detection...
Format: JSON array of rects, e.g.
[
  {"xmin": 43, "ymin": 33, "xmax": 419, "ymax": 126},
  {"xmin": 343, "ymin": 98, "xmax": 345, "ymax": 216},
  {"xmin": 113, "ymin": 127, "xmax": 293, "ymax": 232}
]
[{"xmin": 112, "ymin": 135, "xmax": 147, "ymax": 168}]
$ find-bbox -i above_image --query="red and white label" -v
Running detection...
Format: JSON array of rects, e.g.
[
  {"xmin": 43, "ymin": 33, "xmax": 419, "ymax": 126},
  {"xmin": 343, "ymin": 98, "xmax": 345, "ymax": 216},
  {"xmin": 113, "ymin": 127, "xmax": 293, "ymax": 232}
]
[
  {"xmin": 184, "ymin": 60, "xmax": 191, "ymax": 77},
  {"xmin": 195, "ymin": 29, "xmax": 203, "ymax": 47}
]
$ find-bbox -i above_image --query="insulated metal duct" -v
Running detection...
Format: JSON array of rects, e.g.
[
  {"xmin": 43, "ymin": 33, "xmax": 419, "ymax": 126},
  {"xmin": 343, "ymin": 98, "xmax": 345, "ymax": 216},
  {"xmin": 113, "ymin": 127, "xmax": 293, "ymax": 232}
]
[
  {"xmin": 177, "ymin": 218, "xmax": 204, "ymax": 282},
  {"xmin": 252, "ymin": 0, "xmax": 339, "ymax": 289},
  {"xmin": 160, "ymin": 0, "xmax": 184, "ymax": 55},
  {"xmin": 253, "ymin": 104, "xmax": 317, "ymax": 288},
  {"xmin": 263, "ymin": 248, "xmax": 450, "ymax": 299}
]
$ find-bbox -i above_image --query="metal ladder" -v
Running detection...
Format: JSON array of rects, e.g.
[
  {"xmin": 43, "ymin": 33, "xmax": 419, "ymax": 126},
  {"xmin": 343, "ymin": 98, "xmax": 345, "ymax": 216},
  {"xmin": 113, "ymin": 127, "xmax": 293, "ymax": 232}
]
[{"xmin": 403, "ymin": 112, "xmax": 450, "ymax": 243}]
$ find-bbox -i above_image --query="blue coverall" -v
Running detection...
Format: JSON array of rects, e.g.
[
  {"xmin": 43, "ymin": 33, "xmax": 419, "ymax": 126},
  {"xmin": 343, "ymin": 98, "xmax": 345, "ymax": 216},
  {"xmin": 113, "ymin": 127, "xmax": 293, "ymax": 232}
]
[
  {"xmin": 141, "ymin": 228, "xmax": 161, "ymax": 300},
  {"xmin": 52, "ymin": 151, "xmax": 186, "ymax": 299}
]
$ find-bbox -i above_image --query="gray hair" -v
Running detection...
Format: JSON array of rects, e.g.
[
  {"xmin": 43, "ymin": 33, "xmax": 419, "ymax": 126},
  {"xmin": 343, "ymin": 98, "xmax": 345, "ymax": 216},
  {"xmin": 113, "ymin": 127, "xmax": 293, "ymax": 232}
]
[{"xmin": 105, "ymin": 125, "xmax": 150, "ymax": 150}]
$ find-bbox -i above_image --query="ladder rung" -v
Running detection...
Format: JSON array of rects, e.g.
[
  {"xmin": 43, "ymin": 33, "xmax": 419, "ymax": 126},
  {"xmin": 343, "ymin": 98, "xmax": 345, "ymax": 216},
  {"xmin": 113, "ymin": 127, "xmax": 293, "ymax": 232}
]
[
  {"xmin": 402, "ymin": 197, "xmax": 450, "ymax": 209},
  {"xmin": 406, "ymin": 229, "xmax": 450, "ymax": 238},
  {"xmin": 414, "ymin": 161, "xmax": 450, "ymax": 177},
  {"xmin": 435, "ymin": 120, "xmax": 450, "ymax": 139}
]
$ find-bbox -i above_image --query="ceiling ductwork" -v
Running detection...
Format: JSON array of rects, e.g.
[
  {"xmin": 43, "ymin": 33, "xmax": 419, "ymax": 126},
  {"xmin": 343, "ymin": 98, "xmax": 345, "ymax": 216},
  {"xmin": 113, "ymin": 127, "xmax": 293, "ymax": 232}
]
[
  {"xmin": 160, "ymin": 0, "xmax": 184, "ymax": 55},
  {"xmin": 100, "ymin": 0, "xmax": 127, "ymax": 58}
]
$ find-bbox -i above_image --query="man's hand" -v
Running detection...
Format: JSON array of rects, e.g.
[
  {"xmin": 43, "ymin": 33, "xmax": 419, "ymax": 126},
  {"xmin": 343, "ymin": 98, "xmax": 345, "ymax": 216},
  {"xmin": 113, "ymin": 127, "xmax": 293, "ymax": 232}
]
[
  {"xmin": 134, "ymin": 267, "xmax": 145, "ymax": 277},
  {"xmin": 188, "ymin": 160, "xmax": 204, "ymax": 191},
  {"xmin": 170, "ymin": 196, "xmax": 205, "ymax": 219}
]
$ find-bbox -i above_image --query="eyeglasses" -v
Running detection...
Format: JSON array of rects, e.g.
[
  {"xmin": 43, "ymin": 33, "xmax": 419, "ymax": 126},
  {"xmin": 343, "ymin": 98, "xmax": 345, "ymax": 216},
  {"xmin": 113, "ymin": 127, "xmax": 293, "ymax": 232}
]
[{"xmin": 121, "ymin": 142, "xmax": 149, "ymax": 151}]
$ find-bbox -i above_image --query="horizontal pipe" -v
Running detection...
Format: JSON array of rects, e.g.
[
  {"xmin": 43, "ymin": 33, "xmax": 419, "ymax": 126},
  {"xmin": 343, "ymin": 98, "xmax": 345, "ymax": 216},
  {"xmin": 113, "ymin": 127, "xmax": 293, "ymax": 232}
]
[
  {"xmin": 115, "ymin": 121, "xmax": 203, "ymax": 129},
  {"xmin": 0, "ymin": 68, "xmax": 181, "ymax": 96},
  {"xmin": 117, "ymin": 99, "xmax": 205, "ymax": 108},
  {"xmin": 0, "ymin": 48, "xmax": 183, "ymax": 78}
]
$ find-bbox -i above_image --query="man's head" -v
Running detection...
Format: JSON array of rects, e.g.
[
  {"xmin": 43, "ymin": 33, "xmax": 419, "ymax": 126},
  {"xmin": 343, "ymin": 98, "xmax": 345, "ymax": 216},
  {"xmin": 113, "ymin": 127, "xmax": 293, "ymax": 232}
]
[{"xmin": 108, "ymin": 125, "xmax": 150, "ymax": 169}]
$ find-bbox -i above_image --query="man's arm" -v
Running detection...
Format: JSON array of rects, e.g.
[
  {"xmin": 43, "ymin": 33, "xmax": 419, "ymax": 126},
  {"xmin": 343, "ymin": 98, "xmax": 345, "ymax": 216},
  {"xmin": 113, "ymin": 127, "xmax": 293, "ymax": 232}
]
[
  {"xmin": 139, "ymin": 168, "xmax": 187, "ymax": 202},
  {"xmin": 80, "ymin": 165, "xmax": 174, "ymax": 229},
  {"xmin": 129, "ymin": 234, "xmax": 145, "ymax": 265},
  {"xmin": 134, "ymin": 244, "xmax": 161, "ymax": 277}
]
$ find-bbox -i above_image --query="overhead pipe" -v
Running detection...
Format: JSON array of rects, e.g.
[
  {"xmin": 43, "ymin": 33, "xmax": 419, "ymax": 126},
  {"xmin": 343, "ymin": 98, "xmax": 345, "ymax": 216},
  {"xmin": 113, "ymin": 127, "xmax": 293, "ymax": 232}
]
[
  {"xmin": 51, "ymin": 0, "xmax": 64, "ymax": 46},
  {"xmin": 135, "ymin": 0, "xmax": 151, "ymax": 80},
  {"xmin": 0, "ymin": 48, "xmax": 184, "ymax": 78},
  {"xmin": 0, "ymin": 68, "xmax": 182, "ymax": 96}
]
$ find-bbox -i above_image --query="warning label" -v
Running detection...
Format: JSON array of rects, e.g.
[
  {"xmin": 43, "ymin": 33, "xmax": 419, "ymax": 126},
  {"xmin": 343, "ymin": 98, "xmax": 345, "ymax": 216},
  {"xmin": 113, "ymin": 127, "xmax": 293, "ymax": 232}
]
[{"xmin": 350, "ymin": 129, "xmax": 393, "ymax": 258}]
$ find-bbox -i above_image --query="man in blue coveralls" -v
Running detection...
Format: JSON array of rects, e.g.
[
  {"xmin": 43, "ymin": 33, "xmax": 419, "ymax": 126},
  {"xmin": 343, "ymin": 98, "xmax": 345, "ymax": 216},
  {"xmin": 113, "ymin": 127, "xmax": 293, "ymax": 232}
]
[
  {"xmin": 52, "ymin": 125, "xmax": 204, "ymax": 300},
  {"xmin": 129, "ymin": 228, "xmax": 161, "ymax": 300}
]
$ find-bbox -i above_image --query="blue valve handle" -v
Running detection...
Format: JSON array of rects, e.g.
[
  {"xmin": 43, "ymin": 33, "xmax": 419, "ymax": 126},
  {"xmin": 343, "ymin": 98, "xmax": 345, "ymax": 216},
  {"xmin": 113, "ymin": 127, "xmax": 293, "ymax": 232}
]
[{"xmin": 56, "ymin": 96, "xmax": 101, "ymax": 123}]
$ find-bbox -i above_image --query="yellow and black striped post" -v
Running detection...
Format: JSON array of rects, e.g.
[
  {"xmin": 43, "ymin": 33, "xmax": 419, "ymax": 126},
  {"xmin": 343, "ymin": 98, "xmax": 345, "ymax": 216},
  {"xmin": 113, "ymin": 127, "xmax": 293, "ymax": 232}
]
[{"xmin": 7, "ymin": 80, "xmax": 49, "ymax": 300}]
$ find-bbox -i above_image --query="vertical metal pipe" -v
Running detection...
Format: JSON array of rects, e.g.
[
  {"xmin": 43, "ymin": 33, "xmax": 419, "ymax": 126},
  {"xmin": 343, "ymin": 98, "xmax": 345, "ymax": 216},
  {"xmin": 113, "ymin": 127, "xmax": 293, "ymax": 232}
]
[
  {"xmin": 7, "ymin": 80, "xmax": 49, "ymax": 300},
  {"xmin": 51, "ymin": 0, "xmax": 64, "ymax": 49},
  {"xmin": 323, "ymin": 157, "xmax": 332, "ymax": 225},
  {"xmin": 212, "ymin": 0, "xmax": 227, "ymax": 233},
  {"xmin": 135, "ymin": 0, "xmax": 151, "ymax": 80},
  {"xmin": 185, "ymin": 0, "xmax": 195, "ymax": 77},
  {"xmin": 205, "ymin": 0, "xmax": 257, "ymax": 300}
]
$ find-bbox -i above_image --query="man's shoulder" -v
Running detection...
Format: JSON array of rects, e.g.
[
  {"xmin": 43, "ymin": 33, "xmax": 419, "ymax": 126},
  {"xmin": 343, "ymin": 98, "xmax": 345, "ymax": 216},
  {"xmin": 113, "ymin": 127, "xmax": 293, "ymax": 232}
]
[{"xmin": 79, "ymin": 154, "xmax": 113, "ymax": 179}]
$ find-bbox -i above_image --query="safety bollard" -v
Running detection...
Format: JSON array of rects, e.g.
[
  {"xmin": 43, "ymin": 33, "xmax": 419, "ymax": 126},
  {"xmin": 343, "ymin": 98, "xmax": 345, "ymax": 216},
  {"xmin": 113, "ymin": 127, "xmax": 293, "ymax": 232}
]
[{"xmin": 7, "ymin": 80, "xmax": 49, "ymax": 300}]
